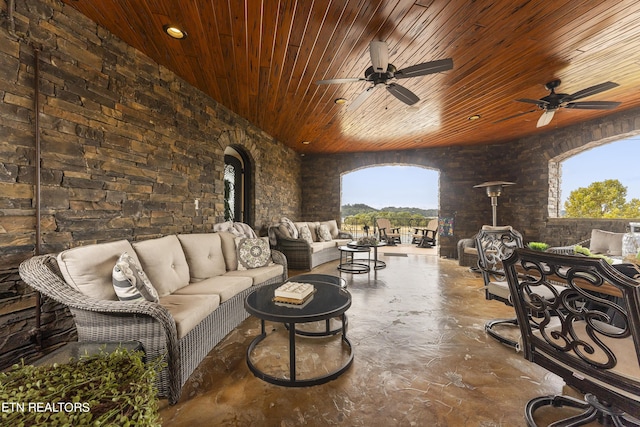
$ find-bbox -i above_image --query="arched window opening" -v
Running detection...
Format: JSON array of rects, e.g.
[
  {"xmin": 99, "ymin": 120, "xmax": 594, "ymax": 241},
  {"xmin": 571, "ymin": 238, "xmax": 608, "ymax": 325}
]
[
  {"xmin": 224, "ymin": 146, "xmax": 253, "ymax": 224},
  {"xmin": 553, "ymin": 136, "xmax": 640, "ymax": 218},
  {"xmin": 340, "ymin": 165, "xmax": 440, "ymax": 244}
]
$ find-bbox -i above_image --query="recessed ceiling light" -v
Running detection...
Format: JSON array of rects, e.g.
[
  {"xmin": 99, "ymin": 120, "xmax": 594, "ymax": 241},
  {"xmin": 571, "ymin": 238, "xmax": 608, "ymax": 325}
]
[
  {"xmin": 302, "ymin": 141, "xmax": 310, "ymax": 145},
  {"xmin": 468, "ymin": 114, "xmax": 481, "ymax": 121},
  {"xmin": 334, "ymin": 98, "xmax": 347, "ymax": 105},
  {"xmin": 163, "ymin": 25, "xmax": 187, "ymax": 40}
]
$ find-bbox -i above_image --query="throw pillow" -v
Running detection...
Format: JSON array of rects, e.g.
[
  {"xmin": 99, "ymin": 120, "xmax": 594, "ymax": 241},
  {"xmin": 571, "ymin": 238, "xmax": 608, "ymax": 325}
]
[
  {"xmin": 280, "ymin": 217, "xmax": 299, "ymax": 239},
  {"xmin": 235, "ymin": 237, "xmax": 273, "ymax": 270},
  {"xmin": 112, "ymin": 252, "xmax": 159, "ymax": 302},
  {"xmin": 297, "ymin": 223, "xmax": 313, "ymax": 244},
  {"xmin": 317, "ymin": 224, "xmax": 332, "ymax": 242}
]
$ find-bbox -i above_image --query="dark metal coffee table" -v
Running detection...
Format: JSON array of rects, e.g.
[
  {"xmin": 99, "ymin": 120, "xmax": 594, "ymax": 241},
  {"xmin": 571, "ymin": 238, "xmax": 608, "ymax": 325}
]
[{"xmin": 244, "ymin": 280, "xmax": 353, "ymax": 387}]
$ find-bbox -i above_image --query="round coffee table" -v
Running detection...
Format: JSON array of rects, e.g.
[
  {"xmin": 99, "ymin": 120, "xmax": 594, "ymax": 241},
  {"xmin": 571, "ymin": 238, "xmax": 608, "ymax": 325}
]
[
  {"xmin": 337, "ymin": 246, "xmax": 370, "ymax": 273},
  {"xmin": 347, "ymin": 241, "xmax": 387, "ymax": 270},
  {"xmin": 244, "ymin": 280, "xmax": 353, "ymax": 387}
]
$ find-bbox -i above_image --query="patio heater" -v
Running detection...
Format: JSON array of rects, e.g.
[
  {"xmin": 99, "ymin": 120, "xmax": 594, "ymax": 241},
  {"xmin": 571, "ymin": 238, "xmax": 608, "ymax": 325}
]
[{"xmin": 473, "ymin": 181, "xmax": 515, "ymax": 226}]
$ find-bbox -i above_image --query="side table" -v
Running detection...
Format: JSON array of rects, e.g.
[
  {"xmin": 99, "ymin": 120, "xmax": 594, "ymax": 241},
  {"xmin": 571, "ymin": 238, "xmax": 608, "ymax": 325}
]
[{"xmin": 337, "ymin": 246, "xmax": 370, "ymax": 273}]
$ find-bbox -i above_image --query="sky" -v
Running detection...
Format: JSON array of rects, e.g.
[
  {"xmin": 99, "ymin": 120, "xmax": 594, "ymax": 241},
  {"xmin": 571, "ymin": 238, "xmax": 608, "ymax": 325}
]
[{"xmin": 341, "ymin": 137, "xmax": 640, "ymax": 210}]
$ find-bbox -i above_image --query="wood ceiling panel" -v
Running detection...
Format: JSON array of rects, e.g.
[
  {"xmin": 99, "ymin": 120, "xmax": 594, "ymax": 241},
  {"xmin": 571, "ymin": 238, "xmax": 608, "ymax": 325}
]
[{"xmin": 62, "ymin": 0, "xmax": 640, "ymax": 153}]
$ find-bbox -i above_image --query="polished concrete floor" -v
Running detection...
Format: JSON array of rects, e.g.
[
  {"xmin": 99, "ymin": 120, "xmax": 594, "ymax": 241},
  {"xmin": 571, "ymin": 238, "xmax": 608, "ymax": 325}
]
[{"xmin": 158, "ymin": 247, "xmax": 600, "ymax": 426}]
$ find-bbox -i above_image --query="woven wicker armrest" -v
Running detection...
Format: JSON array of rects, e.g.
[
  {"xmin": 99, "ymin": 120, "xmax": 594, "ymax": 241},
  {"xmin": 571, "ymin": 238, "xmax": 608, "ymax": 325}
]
[
  {"xmin": 276, "ymin": 236, "xmax": 312, "ymax": 252},
  {"xmin": 270, "ymin": 249, "xmax": 288, "ymax": 272},
  {"xmin": 337, "ymin": 231, "xmax": 353, "ymax": 239}
]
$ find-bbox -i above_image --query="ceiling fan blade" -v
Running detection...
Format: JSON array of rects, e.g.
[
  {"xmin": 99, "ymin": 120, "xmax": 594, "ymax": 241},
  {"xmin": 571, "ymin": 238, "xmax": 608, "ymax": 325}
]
[
  {"xmin": 348, "ymin": 85, "xmax": 377, "ymax": 111},
  {"xmin": 493, "ymin": 109, "xmax": 538, "ymax": 123},
  {"xmin": 386, "ymin": 83, "xmax": 420, "ymax": 105},
  {"xmin": 537, "ymin": 109, "xmax": 556, "ymax": 127},
  {"xmin": 567, "ymin": 81, "xmax": 619, "ymax": 101},
  {"xmin": 316, "ymin": 77, "xmax": 365, "ymax": 85},
  {"xmin": 369, "ymin": 41, "xmax": 389, "ymax": 74},
  {"xmin": 516, "ymin": 98, "xmax": 549, "ymax": 106},
  {"xmin": 395, "ymin": 58, "xmax": 454, "ymax": 79},
  {"xmin": 565, "ymin": 100, "xmax": 621, "ymax": 110}
]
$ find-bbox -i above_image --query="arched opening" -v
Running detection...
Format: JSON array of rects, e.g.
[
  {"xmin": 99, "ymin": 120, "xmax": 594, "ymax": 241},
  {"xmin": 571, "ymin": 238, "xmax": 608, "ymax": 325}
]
[
  {"xmin": 224, "ymin": 146, "xmax": 253, "ymax": 224},
  {"xmin": 549, "ymin": 136, "xmax": 640, "ymax": 218},
  {"xmin": 340, "ymin": 165, "xmax": 440, "ymax": 245}
]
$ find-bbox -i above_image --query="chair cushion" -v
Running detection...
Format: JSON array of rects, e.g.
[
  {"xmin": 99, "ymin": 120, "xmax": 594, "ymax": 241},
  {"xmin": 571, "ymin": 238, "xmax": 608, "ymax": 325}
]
[
  {"xmin": 590, "ymin": 229, "xmax": 624, "ymax": 256},
  {"xmin": 310, "ymin": 241, "xmax": 337, "ymax": 253},
  {"xmin": 217, "ymin": 231, "xmax": 238, "ymax": 271},
  {"xmin": 177, "ymin": 233, "xmax": 226, "ymax": 281},
  {"xmin": 173, "ymin": 276, "xmax": 252, "ymax": 302},
  {"xmin": 235, "ymin": 237, "xmax": 273, "ymax": 270},
  {"xmin": 57, "ymin": 239, "xmax": 138, "ymax": 300},
  {"xmin": 132, "ymin": 235, "xmax": 190, "ymax": 297},
  {"xmin": 224, "ymin": 264, "xmax": 284, "ymax": 286},
  {"xmin": 158, "ymin": 294, "xmax": 220, "ymax": 339},
  {"xmin": 488, "ymin": 280, "xmax": 511, "ymax": 300},
  {"xmin": 112, "ymin": 252, "xmax": 159, "ymax": 302}
]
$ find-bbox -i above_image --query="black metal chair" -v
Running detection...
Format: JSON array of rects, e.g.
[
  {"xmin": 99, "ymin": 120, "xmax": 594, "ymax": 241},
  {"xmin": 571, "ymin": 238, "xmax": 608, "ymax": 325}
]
[
  {"xmin": 503, "ymin": 248, "xmax": 640, "ymax": 426},
  {"xmin": 475, "ymin": 225, "xmax": 525, "ymax": 348}
]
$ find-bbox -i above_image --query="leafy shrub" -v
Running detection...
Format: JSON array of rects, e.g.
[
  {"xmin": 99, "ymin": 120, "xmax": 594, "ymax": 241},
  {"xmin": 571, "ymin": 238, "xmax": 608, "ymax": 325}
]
[
  {"xmin": 527, "ymin": 242, "xmax": 549, "ymax": 251},
  {"xmin": 0, "ymin": 346, "xmax": 162, "ymax": 426}
]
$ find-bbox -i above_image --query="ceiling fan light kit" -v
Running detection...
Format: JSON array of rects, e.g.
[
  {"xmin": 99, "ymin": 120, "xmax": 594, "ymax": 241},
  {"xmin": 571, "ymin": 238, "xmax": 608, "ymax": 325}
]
[{"xmin": 316, "ymin": 40, "xmax": 453, "ymax": 111}]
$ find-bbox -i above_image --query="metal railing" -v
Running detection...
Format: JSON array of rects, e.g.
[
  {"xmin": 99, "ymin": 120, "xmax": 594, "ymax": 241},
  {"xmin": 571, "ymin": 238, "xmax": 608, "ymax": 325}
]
[{"xmin": 341, "ymin": 216, "xmax": 436, "ymax": 244}]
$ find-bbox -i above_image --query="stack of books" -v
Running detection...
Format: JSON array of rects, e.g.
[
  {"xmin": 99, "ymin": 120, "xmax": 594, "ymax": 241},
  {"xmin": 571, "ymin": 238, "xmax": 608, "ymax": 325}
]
[{"xmin": 273, "ymin": 281, "xmax": 315, "ymax": 305}]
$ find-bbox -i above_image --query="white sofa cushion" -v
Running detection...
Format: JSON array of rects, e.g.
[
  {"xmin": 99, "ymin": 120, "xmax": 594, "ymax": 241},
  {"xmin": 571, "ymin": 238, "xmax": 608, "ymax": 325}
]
[
  {"xmin": 173, "ymin": 276, "xmax": 252, "ymax": 302},
  {"xmin": 177, "ymin": 233, "xmax": 226, "ymax": 281},
  {"xmin": 590, "ymin": 229, "xmax": 624, "ymax": 256},
  {"xmin": 217, "ymin": 231, "xmax": 238, "ymax": 271},
  {"xmin": 310, "ymin": 241, "xmax": 337, "ymax": 253},
  {"xmin": 133, "ymin": 235, "xmax": 190, "ymax": 297},
  {"xmin": 159, "ymin": 294, "xmax": 220, "ymax": 339},
  {"xmin": 57, "ymin": 239, "xmax": 138, "ymax": 300},
  {"xmin": 224, "ymin": 264, "xmax": 284, "ymax": 286}
]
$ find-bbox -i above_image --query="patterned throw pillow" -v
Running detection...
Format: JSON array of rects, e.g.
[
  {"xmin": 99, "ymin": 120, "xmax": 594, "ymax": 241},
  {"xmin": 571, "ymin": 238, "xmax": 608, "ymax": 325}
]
[
  {"xmin": 280, "ymin": 217, "xmax": 299, "ymax": 239},
  {"xmin": 112, "ymin": 252, "xmax": 159, "ymax": 302},
  {"xmin": 235, "ymin": 237, "xmax": 273, "ymax": 270},
  {"xmin": 317, "ymin": 224, "xmax": 332, "ymax": 242},
  {"xmin": 297, "ymin": 223, "xmax": 314, "ymax": 244}
]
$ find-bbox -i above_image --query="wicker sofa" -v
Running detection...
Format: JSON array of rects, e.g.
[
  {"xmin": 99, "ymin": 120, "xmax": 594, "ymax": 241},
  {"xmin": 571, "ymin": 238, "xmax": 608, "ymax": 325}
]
[
  {"xmin": 269, "ymin": 219, "xmax": 353, "ymax": 270},
  {"xmin": 18, "ymin": 231, "xmax": 287, "ymax": 405}
]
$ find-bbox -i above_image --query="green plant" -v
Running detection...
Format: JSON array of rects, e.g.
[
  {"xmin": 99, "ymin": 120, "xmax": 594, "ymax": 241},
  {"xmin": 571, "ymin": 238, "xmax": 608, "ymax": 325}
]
[
  {"xmin": 0, "ymin": 346, "xmax": 163, "ymax": 426},
  {"xmin": 574, "ymin": 245, "xmax": 613, "ymax": 264},
  {"xmin": 527, "ymin": 242, "xmax": 549, "ymax": 251}
]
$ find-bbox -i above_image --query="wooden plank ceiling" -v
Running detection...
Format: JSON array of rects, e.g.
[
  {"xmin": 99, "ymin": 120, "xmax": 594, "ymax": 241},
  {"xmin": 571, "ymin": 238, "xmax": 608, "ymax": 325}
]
[{"xmin": 62, "ymin": 0, "xmax": 640, "ymax": 154}]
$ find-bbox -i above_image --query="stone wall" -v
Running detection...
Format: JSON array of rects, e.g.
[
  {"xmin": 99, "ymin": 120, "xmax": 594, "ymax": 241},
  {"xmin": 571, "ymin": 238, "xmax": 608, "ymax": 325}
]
[
  {"xmin": 0, "ymin": 0, "xmax": 300, "ymax": 368},
  {"xmin": 302, "ymin": 107, "xmax": 640, "ymax": 258}
]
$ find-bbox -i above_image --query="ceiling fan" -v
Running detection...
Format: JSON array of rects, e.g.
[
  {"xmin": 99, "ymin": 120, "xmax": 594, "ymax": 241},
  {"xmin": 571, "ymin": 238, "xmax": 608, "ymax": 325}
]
[
  {"xmin": 496, "ymin": 79, "xmax": 621, "ymax": 127},
  {"xmin": 316, "ymin": 41, "xmax": 453, "ymax": 111}
]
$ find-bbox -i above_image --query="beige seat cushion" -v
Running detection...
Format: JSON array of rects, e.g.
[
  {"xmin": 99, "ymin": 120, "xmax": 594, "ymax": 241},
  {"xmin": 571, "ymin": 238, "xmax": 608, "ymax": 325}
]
[
  {"xmin": 217, "ymin": 231, "xmax": 238, "ymax": 271},
  {"xmin": 310, "ymin": 241, "xmax": 336, "ymax": 253},
  {"xmin": 224, "ymin": 264, "xmax": 284, "ymax": 286},
  {"xmin": 488, "ymin": 280, "xmax": 511, "ymax": 300},
  {"xmin": 173, "ymin": 276, "xmax": 252, "ymax": 302},
  {"xmin": 159, "ymin": 294, "xmax": 220, "ymax": 339},
  {"xmin": 590, "ymin": 229, "xmax": 624, "ymax": 256},
  {"xmin": 57, "ymin": 240, "xmax": 138, "ymax": 300},
  {"xmin": 334, "ymin": 238, "xmax": 351, "ymax": 246},
  {"xmin": 177, "ymin": 233, "xmax": 226, "ymax": 281},
  {"xmin": 133, "ymin": 235, "xmax": 190, "ymax": 297}
]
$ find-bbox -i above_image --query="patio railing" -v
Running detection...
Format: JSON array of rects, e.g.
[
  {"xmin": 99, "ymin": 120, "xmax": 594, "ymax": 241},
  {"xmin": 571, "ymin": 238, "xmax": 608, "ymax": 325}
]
[{"xmin": 341, "ymin": 216, "xmax": 436, "ymax": 244}]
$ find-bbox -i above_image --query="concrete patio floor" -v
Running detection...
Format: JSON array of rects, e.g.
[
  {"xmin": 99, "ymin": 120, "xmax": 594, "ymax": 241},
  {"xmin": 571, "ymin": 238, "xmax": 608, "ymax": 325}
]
[{"xmin": 158, "ymin": 245, "xmax": 603, "ymax": 426}]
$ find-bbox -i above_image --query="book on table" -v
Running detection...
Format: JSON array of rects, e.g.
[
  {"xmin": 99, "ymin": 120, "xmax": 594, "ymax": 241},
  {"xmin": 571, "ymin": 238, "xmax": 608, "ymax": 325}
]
[{"xmin": 274, "ymin": 281, "xmax": 315, "ymax": 304}]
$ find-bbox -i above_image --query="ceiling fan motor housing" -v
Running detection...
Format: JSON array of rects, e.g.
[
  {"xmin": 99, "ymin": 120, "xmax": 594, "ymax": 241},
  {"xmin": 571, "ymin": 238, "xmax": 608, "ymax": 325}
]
[{"xmin": 364, "ymin": 64, "xmax": 397, "ymax": 84}]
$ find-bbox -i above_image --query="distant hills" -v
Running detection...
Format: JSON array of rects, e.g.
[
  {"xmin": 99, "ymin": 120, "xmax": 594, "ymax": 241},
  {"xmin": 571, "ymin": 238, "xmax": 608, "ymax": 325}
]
[{"xmin": 341, "ymin": 203, "xmax": 437, "ymax": 218}]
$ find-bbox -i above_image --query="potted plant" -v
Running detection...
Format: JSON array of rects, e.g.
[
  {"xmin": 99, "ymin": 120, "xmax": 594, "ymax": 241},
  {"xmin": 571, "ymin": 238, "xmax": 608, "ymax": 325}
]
[{"xmin": 527, "ymin": 242, "xmax": 549, "ymax": 252}]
